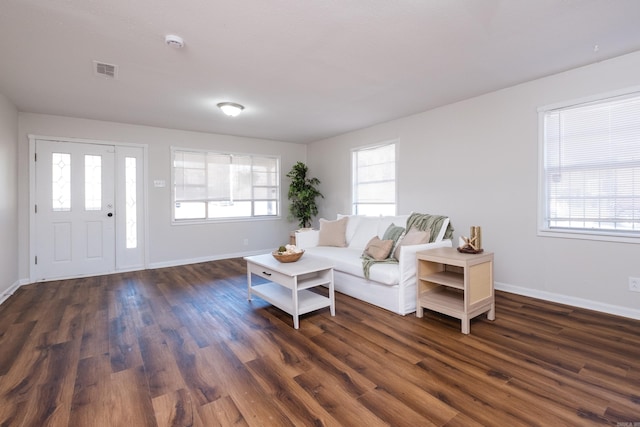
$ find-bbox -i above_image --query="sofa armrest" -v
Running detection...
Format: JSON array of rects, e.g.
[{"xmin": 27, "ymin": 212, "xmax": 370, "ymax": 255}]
[
  {"xmin": 397, "ymin": 239, "xmax": 453, "ymax": 287},
  {"xmin": 294, "ymin": 229, "xmax": 320, "ymax": 249}
]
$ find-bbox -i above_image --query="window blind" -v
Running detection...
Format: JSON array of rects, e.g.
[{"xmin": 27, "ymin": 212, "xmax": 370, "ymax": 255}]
[
  {"xmin": 352, "ymin": 142, "xmax": 396, "ymax": 215},
  {"xmin": 173, "ymin": 149, "xmax": 279, "ymax": 221},
  {"xmin": 542, "ymin": 93, "xmax": 640, "ymax": 235}
]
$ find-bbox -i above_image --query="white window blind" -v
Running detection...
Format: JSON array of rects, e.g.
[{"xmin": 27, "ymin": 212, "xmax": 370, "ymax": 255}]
[
  {"xmin": 352, "ymin": 142, "xmax": 396, "ymax": 215},
  {"xmin": 541, "ymin": 92, "xmax": 640, "ymax": 237},
  {"xmin": 173, "ymin": 149, "xmax": 279, "ymax": 221}
]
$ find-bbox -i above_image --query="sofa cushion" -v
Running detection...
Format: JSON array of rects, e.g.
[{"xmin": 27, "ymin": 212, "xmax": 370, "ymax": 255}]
[
  {"xmin": 337, "ymin": 214, "xmax": 363, "ymax": 244},
  {"xmin": 304, "ymin": 246, "xmax": 399, "ymax": 285},
  {"xmin": 317, "ymin": 217, "xmax": 348, "ymax": 247},
  {"xmin": 348, "ymin": 216, "xmax": 380, "ymax": 249},
  {"xmin": 363, "ymin": 236, "xmax": 394, "ymax": 260}
]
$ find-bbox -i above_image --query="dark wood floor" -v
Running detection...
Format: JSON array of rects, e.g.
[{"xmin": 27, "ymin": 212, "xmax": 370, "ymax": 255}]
[{"xmin": 0, "ymin": 258, "xmax": 639, "ymax": 426}]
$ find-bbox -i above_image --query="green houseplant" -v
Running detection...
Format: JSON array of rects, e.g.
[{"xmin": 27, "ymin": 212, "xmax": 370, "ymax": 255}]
[{"xmin": 286, "ymin": 162, "xmax": 324, "ymax": 229}]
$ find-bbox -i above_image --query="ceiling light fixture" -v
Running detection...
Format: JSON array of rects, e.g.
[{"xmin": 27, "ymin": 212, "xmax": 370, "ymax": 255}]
[{"xmin": 217, "ymin": 102, "xmax": 244, "ymax": 117}]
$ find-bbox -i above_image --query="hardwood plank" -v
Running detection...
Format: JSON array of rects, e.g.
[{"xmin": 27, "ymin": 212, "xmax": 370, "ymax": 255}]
[
  {"xmin": 52, "ymin": 302, "xmax": 85, "ymax": 344},
  {"xmin": 18, "ymin": 339, "xmax": 79, "ymax": 427},
  {"xmin": 195, "ymin": 395, "xmax": 250, "ymax": 427},
  {"xmin": 152, "ymin": 388, "xmax": 195, "ymax": 427},
  {"xmin": 69, "ymin": 354, "xmax": 112, "ymax": 426},
  {"xmin": 79, "ymin": 309, "xmax": 109, "ymax": 359},
  {"xmin": 138, "ymin": 324, "xmax": 188, "ymax": 398},
  {"xmin": 108, "ymin": 312, "xmax": 143, "ymax": 373},
  {"xmin": 246, "ymin": 355, "xmax": 341, "ymax": 426},
  {"xmin": 0, "ymin": 320, "xmax": 36, "ymax": 375},
  {"xmin": 357, "ymin": 387, "xmax": 440, "ymax": 426},
  {"xmin": 294, "ymin": 368, "xmax": 389, "ymax": 427},
  {"xmin": 108, "ymin": 283, "xmax": 144, "ymax": 373},
  {"xmin": 194, "ymin": 339, "xmax": 296, "ymax": 426},
  {"xmin": 108, "ymin": 365, "xmax": 158, "ymax": 427},
  {"xmin": 162, "ymin": 327, "xmax": 222, "ymax": 406}
]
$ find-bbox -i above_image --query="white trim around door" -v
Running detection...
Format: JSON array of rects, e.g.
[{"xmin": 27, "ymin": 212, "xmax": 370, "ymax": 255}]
[{"xmin": 29, "ymin": 134, "xmax": 149, "ymax": 282}]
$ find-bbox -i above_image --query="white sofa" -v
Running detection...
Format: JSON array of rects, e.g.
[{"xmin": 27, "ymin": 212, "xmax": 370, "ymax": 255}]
[{"xmin": 295, "ymin": 214, "xmax": 453, "ymax": 315}]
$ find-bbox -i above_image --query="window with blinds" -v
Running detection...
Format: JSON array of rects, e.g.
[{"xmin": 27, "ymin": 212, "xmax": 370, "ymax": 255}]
[
  {"xmin": 172, "ymin": 149, "xmax": 279, "ymax": 221},
  {"xmin": 352, "ymin": 142, "xmax": 397, "ymax": 215},
  {"xmin": 540, "ymin": 91, "xmax": 640, "ymax": 239}
]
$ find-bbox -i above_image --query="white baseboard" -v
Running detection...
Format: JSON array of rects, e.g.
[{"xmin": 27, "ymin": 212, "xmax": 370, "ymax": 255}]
[
  {"xmin": 495, "ymin": 281, "xmax": 640, "ymax": 321},
  {"xmin": 148, "ymin": 249, "xmax": 268, "ymax": 270},
  {"xmin": 0, "ymin": 279, "xmax": 25, "ymax": 305}
]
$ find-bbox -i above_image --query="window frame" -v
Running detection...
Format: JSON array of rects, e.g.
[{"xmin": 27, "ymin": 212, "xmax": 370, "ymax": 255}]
[
  {"xmin": 171, "ymin": 147, "xmax": 281, "ymax": 224},
  {"xmin": 537, "ymin": 87, "xmax": 640, "ymax": 243},
  {"xmin": 351, "ymin": 140, "xmax": 398, "ymax": 216}
]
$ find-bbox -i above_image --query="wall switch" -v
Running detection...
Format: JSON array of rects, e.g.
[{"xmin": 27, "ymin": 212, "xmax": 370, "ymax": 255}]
[
  {"xmin": 153, "ymin": 180, "xmax": 166, "ymax": 188},
  {"xmin": 629, "ymin": 277, "xmax": 640, "ymax": 292}
]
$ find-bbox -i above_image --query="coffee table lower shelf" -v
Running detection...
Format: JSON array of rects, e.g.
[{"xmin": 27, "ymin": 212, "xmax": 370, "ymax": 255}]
[{"xmin": 251, "ymin": 282, "xmax": 333, "ymax": 317}]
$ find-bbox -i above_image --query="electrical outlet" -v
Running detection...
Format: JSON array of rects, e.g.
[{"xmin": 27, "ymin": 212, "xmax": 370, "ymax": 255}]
[
  {"xmin": 629, "ymin": 277, "xmax": 640, "ymax": 292},
  {"xmin": 243, "ymin": 238, "xmax": 249, "ymax": 246}
]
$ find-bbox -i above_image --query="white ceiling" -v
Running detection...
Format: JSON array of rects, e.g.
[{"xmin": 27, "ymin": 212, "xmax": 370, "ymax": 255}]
[{"xmin": 1, "ymin": 0, "xmax": 640, "ymax": 143}]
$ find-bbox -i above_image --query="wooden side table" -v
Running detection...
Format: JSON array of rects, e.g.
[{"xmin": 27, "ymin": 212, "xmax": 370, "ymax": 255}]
[{"xmin": 416, "ymin": 247, "xmax": 494, "ymax": 334}]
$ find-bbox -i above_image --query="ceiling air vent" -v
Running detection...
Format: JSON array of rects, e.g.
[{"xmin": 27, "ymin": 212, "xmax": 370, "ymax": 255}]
[{"xmin": 93, "ymin": 61, "xmax": 118, "ymax": 79}]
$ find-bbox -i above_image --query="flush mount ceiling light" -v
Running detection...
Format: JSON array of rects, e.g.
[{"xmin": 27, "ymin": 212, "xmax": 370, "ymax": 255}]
[{"xmin": 217, "ymin": 102, "xmax": 245, "ymax": 117}]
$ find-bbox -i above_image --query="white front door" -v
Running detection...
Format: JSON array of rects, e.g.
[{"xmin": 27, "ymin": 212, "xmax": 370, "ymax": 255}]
[{"xmin": 34, "ymin": 140, "xmax": 116, "ymax": 280}]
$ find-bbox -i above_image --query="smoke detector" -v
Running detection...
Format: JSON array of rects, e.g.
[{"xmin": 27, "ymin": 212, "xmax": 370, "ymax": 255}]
[{"xmin": 165, "ymin": 35, "xmax": 185, "ymax": 49}]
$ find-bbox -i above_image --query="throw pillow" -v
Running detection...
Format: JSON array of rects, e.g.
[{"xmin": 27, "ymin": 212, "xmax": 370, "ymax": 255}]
[
  {"xmin": 317, "ymin": 217, "xmax": 348, "ymax": 247},
  {"xmin": 382, "ymin": 223, "xmax": 406, "ymax": 260},
  {"xmin": 363, "ymin": 236, "xmax": 394, "ymax": 261},
  {"xmin": 393, "ymin": 227, "xmax": 431, "ymax": 259},
  {"xmin": 382, "ymin": 223, "xmax": 405, "ymax": 244}
]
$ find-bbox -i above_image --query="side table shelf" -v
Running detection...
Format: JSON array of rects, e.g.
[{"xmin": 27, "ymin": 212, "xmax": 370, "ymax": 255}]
[{"xmin": 416, "ymin": 247, "xmax": 495, "ymax": 334}]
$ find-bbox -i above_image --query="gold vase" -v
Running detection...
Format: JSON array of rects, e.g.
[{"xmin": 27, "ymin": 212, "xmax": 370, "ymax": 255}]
[{"xmin": 470, "ymin": 226, "xmax": 482, "ymax": 250}]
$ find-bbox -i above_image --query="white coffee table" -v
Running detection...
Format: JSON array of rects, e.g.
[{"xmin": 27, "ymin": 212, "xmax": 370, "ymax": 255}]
[{"xmin": 245, "ymin": 253, "xmax": 335, "ymax": 329}]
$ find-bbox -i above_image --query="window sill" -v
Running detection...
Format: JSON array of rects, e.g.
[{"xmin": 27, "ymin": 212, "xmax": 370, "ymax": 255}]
[
  {"xmin": 172, "ymin": 216, "xmax": 282, "ymax": 226},
  {"xmin": 537, "ymin": 228, "xmax": 640, "ymax": 244}
]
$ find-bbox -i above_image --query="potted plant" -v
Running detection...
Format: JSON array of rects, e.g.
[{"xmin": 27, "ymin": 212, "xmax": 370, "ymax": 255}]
[{"xmin": 286, "ymin": 161, "xmax": 324, "ymax": 229}]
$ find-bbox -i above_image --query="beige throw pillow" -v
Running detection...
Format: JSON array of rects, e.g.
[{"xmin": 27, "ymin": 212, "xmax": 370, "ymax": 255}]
[
  {"xmin": 317, "ymin": 217, "xmax": 348, "ymax": 247},
  {"xmin": 393, "ymin": 227, "xmax": 431, "ymax": 259},
  {"xmin": 364, "ymin": 236, "xmax": 394, "ymax": 260}
]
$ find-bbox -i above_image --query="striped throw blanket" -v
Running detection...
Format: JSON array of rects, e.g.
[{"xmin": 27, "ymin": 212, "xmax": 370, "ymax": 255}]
[{"xmin": 405, "ymin": 212, "xmax": 454, "ymax": 241}]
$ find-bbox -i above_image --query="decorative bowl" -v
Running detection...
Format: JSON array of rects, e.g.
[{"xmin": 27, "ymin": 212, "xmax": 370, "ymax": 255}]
[{"xmin": 272, "ymin": 250, "xmax": 304, "ymax": 263}]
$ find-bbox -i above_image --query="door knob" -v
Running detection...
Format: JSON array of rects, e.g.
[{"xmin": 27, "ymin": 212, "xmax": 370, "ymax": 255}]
[{"xmin": 107, "ymin": 212, "xmax": 113, "ymax": 217}]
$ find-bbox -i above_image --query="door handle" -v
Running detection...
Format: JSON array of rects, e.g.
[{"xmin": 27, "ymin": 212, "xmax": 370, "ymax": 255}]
[{"xmin": 107, "ymin": 212, "xmax": 113, "ymax": 217}]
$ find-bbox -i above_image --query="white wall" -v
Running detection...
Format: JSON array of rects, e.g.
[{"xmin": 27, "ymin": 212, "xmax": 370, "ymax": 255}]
[
  {"xmin": 0, "ymin": 92, "xmax": 19, "ymax": 300},
  {"xmin": 307, "ymin": 50, "xmax": 640, "ymax": 319},
  {"xmin": 17, "ymin": 114, "xmax": 306, "ymax": 279}
]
